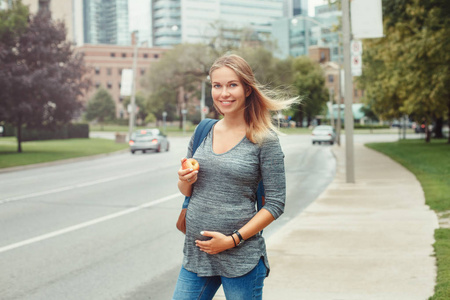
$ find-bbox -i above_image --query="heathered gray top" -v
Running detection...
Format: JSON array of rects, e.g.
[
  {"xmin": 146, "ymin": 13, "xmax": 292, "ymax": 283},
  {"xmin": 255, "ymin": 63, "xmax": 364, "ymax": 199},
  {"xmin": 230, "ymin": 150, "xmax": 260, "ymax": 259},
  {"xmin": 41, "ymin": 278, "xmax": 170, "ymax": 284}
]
[{"xmin": 182, "ymin": 124, "xmax": 286, "ymax": 278}]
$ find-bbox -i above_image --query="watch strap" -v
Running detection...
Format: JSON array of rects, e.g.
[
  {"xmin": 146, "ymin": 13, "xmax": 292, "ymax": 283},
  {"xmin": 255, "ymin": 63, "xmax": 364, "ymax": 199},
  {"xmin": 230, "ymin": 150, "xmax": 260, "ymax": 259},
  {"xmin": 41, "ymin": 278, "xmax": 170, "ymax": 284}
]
[{"xmin": 233, "ymin": 230, "xmax": 244, "ymax": 245}]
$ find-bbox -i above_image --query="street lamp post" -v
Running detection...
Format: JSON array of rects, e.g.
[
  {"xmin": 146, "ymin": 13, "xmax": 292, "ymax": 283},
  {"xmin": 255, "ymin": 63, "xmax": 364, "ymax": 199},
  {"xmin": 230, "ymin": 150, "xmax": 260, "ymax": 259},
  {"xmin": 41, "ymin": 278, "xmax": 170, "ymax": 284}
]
[
  {"xmin": 342, "ymin": 0, "xmax": 355, "ymax": 183},
  {"xmin": 128, "ymin": 31, "xmax": 139, "ymax": 141}
]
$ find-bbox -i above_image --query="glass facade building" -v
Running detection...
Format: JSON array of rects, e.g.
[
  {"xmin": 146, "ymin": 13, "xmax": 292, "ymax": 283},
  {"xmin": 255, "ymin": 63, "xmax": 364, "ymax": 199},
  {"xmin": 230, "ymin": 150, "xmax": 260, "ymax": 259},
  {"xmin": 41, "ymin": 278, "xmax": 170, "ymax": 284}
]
[
  {"xmin": 272, "ymin": 3, "xmax": 342, "ymax": 62},
  {"xmin": 151, "ymin": 0, "xmax": 284, "ymax": 47},
  {"xmin": 83, "ymin": 0, "xmax": 130, "ymax": 46}
]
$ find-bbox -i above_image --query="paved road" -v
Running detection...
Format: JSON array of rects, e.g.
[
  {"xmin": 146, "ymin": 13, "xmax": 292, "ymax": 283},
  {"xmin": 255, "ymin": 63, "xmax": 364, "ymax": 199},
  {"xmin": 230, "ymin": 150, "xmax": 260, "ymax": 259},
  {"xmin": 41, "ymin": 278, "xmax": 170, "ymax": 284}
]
[{"xmin": 0, "ymin": 134, "xmax": 336, "ymax": 299}]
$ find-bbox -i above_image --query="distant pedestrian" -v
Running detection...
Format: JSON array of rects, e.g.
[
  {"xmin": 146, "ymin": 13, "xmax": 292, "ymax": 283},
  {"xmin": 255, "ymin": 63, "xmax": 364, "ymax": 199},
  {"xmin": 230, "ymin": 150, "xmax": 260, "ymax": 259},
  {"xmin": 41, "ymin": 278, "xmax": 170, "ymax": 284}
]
[{"xmin": 173, "ymin": 54, "xmax": 297, "ymax": 300}]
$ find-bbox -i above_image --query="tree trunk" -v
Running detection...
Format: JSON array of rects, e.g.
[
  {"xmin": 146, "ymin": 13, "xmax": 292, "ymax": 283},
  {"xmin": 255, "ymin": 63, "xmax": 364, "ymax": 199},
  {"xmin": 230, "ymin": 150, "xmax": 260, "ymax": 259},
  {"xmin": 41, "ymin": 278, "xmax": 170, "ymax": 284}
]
[
  {"xmin": 433, "ymin": 117, "xmax": 443, "ymax": 138},
  {"xmin": 425, "ymin": 120, "xmax": 431, "ymax": 143},
  {"xmin": 16, "ymin": 115, "xmax": 22, "ymax": 153},
  {"xmin": 448, "ymin": 99, "xmax": 450, "ymax": 144}
]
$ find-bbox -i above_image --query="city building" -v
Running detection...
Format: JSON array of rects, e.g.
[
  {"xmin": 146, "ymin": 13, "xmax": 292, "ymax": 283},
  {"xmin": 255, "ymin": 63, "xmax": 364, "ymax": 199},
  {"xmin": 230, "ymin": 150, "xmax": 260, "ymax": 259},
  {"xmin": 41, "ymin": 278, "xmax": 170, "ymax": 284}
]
[
  {"xmin": 83, "ymin": 0, "xmax": 130, "ymax": 46},
  {"xmin": 272, "ymin": 2, "xmax": 342, "ymax": 62},
  {"xmin": 20, "ymin": 0, "xmax": 84, "ymax": 45},
  {"xmin": 284, "ymin": 0, "xmax": 309, "ymax": 17},
  {"xmin": 76, "ymin": 44, "xmax": 167, "ymax": 118},
  {"xmin": 151, "ymin": 0, "xmax": 285, "ymax": 48}
]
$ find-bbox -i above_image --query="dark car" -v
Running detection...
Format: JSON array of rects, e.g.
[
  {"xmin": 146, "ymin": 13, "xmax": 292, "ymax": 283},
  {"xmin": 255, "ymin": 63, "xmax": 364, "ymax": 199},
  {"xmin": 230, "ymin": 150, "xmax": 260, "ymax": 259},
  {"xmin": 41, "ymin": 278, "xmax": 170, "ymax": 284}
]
[{"xmin": 129, "ymin": 128, "xmax": 169, "ymax": 154}]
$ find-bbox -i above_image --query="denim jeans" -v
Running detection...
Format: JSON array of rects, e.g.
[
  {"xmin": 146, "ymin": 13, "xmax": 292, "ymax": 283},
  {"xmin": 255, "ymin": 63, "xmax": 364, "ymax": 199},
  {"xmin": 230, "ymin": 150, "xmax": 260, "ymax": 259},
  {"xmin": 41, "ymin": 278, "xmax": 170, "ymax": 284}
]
[{"xmin": 172, "ymin": 258, "xmax": 267, "ymax": 300}]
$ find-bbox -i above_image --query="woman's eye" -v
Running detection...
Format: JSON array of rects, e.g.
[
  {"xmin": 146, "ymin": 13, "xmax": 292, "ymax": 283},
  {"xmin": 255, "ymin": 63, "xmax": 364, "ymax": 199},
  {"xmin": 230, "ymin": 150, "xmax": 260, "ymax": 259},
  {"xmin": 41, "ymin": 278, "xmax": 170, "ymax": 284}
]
[
  {"xmin": 213, "ymin": 84, "xmax": 221, "ymax": 88},
  {"xmin": 230, "ymin": 83, "xmax": 238, "ymax": 87}
]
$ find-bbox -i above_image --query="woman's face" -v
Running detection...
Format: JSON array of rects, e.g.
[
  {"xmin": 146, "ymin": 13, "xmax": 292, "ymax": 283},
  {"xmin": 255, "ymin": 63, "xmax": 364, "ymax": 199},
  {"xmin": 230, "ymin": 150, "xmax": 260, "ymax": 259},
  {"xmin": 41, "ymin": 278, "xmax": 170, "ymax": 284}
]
[{"xmin": 210, "ymin": 66, "xmax": 249, "ymax": 117}]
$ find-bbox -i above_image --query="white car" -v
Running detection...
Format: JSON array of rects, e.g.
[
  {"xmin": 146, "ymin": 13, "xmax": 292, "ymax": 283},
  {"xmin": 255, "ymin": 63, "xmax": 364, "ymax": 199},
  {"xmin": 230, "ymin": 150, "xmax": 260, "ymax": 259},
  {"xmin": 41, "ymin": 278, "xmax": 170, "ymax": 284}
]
[
  {"xmin": 129, "ymin": 128, "xmax": 169, "ymax": 154},
  {"xmin": 311, "ymin": 125, "xmax": 336, "ymax": 145}
]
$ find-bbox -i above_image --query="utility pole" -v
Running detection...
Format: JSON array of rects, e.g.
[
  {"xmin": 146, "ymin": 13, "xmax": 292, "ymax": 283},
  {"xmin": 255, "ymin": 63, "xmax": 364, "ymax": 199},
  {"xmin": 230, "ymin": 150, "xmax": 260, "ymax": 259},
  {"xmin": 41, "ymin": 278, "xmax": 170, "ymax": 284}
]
[
  {"xmin": 128, "ymin": 31, "xmax": 139, "ymax": 141},
  {"xmin": 342, "ymin": 0, "xmax": 355, "ymax": 183}
]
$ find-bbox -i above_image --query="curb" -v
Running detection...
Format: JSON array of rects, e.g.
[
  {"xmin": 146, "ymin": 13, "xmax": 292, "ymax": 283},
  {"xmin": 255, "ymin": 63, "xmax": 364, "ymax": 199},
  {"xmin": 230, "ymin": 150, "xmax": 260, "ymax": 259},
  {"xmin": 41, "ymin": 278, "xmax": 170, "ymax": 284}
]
[{"xmin": 0, "ymin": 149, "xmax": 130, "ymax": 174}]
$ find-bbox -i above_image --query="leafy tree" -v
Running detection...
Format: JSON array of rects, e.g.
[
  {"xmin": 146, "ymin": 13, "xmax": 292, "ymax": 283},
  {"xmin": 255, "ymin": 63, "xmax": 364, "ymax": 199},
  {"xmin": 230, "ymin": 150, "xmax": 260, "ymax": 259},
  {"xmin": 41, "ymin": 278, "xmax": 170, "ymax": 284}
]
[
  {"xmin": 291, "ymin": 56, "xmax": 329, "ymax": 127},
  {"xmin": 0, "ymin": 3, "xmax": 90, "ymax": 152},
  {"xmin": 85, "ymin": 88, "xmax": 116, "ymax": 129},
  {"xmin": 142, "ymin": 43, "xmax": 216, "ymax": 128},
  {"xmin": 357, "ymin": 0, "xmax": 450, "ymax": 142}
]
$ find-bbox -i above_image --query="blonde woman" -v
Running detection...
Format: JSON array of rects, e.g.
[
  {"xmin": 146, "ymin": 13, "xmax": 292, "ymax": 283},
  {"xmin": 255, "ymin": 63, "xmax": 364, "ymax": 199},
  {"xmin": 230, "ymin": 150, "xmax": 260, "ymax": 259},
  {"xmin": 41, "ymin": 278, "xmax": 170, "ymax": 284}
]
[{"xmin": 174, "ymin": 54, "xmax": 296, "ymax": 300}]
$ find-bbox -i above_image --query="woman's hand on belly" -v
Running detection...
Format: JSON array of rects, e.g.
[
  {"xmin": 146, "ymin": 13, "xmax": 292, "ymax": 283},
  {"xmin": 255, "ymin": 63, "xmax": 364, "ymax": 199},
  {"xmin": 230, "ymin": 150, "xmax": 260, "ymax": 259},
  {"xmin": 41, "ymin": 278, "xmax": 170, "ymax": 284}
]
[{"xmin": 195, "ymin": 231, "xmax": 235, "ymax": 255}]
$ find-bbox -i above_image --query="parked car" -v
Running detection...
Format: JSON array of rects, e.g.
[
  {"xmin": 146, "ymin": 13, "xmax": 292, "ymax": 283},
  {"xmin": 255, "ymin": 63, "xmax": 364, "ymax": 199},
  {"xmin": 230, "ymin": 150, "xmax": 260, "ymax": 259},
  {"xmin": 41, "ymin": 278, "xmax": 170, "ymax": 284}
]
[
  {"xmin": 311, "ymin": 125, "xmax": 336, "ymax": 145},
  {"xmin": 129, "ymin": 128, "xmax": 169, "ymax": 154}
]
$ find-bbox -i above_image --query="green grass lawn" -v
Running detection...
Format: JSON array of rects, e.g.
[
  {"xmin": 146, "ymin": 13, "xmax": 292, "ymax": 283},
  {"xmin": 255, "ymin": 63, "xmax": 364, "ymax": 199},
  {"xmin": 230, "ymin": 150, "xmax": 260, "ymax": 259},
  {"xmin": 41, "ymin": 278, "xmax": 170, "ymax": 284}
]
[
  {"xmin": 0, "ymin": 137, "xmax": 128, "ymax": 169},
  {"xmin": 366, "ymin": 139, "xmax": 450, "ymax": 299}
]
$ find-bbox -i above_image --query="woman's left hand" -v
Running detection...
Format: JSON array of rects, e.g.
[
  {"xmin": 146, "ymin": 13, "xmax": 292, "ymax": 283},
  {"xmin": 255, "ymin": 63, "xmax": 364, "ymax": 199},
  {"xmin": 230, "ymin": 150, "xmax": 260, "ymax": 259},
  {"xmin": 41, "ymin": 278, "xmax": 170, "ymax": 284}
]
[{"xmin": 195, "ymin": 231, "xmax": 234, "ymax": 255}]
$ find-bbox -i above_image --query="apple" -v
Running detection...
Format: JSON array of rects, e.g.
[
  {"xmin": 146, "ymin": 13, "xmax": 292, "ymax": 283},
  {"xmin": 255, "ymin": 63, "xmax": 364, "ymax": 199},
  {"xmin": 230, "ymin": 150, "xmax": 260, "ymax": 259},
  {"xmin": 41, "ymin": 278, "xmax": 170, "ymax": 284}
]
[{"xmin": 182, "ymin": 158, "xmax": 199, "ymax": 171}]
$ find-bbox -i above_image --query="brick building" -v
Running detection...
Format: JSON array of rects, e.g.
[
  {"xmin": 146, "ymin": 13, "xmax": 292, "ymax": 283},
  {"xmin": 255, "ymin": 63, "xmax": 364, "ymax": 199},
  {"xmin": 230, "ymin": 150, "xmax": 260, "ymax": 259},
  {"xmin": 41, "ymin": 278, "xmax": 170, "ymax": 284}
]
[{"xmin": 76, "ymin": 44, "xmax": 167, "ymax": 118}]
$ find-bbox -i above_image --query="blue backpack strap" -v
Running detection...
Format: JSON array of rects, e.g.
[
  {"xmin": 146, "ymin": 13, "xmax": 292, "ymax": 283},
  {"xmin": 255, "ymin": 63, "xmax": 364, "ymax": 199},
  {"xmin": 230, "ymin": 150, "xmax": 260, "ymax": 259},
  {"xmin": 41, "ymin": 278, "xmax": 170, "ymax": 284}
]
[
  {"xmin": 182, "ymin": 119, "xmax": 218, "ymax": 209},
  {"xmin": 256, "ymin": 180, "xmax": 265, "ymax": 211}
]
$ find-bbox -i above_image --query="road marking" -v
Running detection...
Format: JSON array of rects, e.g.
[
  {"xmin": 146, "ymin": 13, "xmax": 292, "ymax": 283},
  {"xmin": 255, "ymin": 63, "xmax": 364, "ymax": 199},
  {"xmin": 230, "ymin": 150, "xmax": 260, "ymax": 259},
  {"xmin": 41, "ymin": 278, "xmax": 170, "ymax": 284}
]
[
  {"xmin": 0, "ymin": 168, "xmax": 164, "ymax": 205},
  {"xmin": 0, "ymin": 192, "xmax": 182, "ymax": 254}
]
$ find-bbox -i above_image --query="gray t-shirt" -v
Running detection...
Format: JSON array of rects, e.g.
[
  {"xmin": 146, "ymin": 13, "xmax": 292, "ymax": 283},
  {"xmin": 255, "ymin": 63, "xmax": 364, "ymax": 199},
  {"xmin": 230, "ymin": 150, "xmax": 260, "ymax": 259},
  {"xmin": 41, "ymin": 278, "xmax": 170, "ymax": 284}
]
[{"xmin": 182, "ymin": 124, "xmax": 286, "ymax": 278}]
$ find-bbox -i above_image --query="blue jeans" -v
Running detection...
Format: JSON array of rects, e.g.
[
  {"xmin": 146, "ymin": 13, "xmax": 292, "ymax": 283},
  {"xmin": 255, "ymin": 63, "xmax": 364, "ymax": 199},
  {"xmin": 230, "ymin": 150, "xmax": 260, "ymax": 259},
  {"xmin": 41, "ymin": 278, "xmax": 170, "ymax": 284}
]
[{"xmin": 172, "ymin": 258, "xmax": 267, "ymax": 300}]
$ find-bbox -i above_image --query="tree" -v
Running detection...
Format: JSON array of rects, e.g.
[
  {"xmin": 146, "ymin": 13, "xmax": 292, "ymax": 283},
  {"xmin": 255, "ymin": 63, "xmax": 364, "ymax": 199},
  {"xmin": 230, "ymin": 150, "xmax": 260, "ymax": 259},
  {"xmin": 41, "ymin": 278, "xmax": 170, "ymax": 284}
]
[
  {"xmin": 0, "ymin": 3, "xmax": 90, "ymax": 152},
  {"xmin": 85, "ymin": 88, "xmax": 116, "ymax": 129},
  {"xmin": 291, "ymin": 56, "xmax": 329, "ymax": 127},
  {"xmin": 142, "ymin": 43, "xmax": 216, "ymax": 128},
  {"xmin": 357, "ymin": 0, "xmax": 450, "ymax": 142}
]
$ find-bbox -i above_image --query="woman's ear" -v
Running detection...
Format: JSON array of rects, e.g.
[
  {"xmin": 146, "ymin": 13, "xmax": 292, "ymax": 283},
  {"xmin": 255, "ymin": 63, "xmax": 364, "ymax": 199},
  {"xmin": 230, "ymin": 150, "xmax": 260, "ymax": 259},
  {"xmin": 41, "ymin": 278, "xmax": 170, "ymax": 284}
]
[{"xmin": 245, "ymin": 87, "xmax": 252, "ymax": 97}]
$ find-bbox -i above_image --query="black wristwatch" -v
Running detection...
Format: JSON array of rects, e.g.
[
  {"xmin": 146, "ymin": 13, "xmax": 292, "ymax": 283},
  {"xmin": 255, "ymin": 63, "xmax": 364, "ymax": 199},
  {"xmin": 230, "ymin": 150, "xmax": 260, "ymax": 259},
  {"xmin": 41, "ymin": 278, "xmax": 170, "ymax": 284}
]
[{"xmin": 233, "ymin": 230, "xmax": 245, "ymax": 246}]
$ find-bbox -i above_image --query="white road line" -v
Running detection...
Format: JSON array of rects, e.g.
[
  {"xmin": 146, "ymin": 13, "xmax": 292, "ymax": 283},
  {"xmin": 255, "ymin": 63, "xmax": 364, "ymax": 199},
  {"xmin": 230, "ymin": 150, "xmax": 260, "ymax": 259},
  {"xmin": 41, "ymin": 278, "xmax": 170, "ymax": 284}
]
[
  {"xmin": 0, "ymin": 192, "xmax": 182, "ymax": 254},
  {"xmin": 0, "ymin": 169, "xmax": 154, "ymax": 205}
]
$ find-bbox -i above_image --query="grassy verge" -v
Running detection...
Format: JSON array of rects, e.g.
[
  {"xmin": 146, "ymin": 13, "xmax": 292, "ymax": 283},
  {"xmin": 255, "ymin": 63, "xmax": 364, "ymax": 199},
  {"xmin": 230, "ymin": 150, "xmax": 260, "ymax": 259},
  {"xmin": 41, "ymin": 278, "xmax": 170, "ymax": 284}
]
[
  {"xmin": 366, "ymin": 139, "xmax": 450, "ymax": 299},
  {"xmin": 0, "ymin": 137, "xmax": 128, "ymax": 169}
]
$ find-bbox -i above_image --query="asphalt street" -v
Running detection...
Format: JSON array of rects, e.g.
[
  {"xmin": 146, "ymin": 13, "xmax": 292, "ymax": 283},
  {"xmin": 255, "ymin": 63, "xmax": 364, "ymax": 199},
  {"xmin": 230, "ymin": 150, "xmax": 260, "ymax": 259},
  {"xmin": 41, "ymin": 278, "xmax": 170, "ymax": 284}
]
[{"xmin": 0, "ymin": 132, "xmax": 407, "ymax": 299}]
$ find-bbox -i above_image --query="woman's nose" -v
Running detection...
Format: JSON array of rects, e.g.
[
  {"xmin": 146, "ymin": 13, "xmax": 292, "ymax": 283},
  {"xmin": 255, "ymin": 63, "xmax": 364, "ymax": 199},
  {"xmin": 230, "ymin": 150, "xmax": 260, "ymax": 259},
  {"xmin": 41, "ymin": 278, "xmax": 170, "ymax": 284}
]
[{"xmin": 221, "ymin": 87, "xmax": 230, "ymax": 97}]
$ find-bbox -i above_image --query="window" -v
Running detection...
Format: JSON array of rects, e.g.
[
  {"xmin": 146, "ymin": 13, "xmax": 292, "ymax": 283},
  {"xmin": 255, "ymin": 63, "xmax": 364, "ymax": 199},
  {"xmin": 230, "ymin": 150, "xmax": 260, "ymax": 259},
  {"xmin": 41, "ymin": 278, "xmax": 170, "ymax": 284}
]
[
  {"xmin": 328, "ymin": 75, "xmax": 334, "ymax": 83},
  {"xmin": 154, "ymin": 54, "xmax": 159, "ymax": 59},
  {"xmin": 107, "ymin": 82, "xmax": 112, "ymax": 89},
  {"xmin": 122, "ymin": 53, "xmax": 126, "ymax": 58},
  {"xmin": 354, "ymin": 89, "xmax": 358, "ymax": 97},
  {"xmin": 95, "ymin": 67, "xmax": 100, "ymax": 75},
  {"xmin": 118, "ymin": 83, "xmax": 121, "ymax": 89},
  {"xmin": 119, "ymin": 96, "xmax": 124, "ymax": 103},
  {"xmin": 95, "ymin": 82, "xmax": 100, "ymax": 88},
  {"xmin": 107, "ymin": 68, "xmax": 112, "ymax": 75},
  {"xmin": 140, "ymin": 68, "xmax": 146, "ymax": 75},
  {"xmin": 143, "ymin": 53, "xmax": 148, "ymax": 59},
  {"xmin": 110, "ymin": 52, "xmax": 116, "ymax": 58},
  {"xmin": 118, "ymin": 68, "xmax": 122, "ymax": 75}
]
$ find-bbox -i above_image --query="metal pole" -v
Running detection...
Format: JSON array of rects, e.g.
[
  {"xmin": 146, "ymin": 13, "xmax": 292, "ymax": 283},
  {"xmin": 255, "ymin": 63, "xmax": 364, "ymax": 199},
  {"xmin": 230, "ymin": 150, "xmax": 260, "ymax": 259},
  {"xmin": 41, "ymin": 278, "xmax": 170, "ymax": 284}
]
[
  {"xmin": 329, "ymin": 88, "xmax": 334, "ymax": 129},
  {"xmin": 200, "ymin": 80, "xmax": 205, "ymax": 121},
  {"xmin": 128, "ymin": 31, "xmax": 139, "ymax": 141},
  {"xmin": 342, "ymin": 0, "xmax": 355, "ymax": 183}
]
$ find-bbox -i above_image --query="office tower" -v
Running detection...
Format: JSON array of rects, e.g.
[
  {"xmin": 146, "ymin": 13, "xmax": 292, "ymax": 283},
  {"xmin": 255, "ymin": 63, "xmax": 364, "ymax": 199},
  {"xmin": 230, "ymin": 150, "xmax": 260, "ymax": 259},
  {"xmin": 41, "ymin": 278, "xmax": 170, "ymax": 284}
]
[
  {"xmin": 151, "ymin": 0, "xmax": 284, "ymax": 48},
  {"xmin": 20, "ymin": 0, "xmax": 84, "ymax": 45},
  {"xmin": 83, "ymin": 0, "xmax": 130, "ymax": 45},
  {"xmin": 284, "ymin": 0, "xmax": 308, "ymax": 17}
]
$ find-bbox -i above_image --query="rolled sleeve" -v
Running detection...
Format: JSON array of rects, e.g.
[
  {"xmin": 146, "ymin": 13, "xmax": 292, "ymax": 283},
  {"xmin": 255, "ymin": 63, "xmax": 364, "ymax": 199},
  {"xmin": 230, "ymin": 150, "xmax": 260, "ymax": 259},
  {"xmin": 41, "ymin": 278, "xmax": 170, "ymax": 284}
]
[{"xmin": 259, "ymin": 135, "xmax": 286, "ymax": 219}]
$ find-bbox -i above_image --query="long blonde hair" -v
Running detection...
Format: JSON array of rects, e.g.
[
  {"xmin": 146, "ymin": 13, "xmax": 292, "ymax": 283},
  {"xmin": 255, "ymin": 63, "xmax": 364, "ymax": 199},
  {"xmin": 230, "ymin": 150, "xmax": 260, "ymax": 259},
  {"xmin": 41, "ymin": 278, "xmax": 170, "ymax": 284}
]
[{"xmin": 209, "ymin": 54, "xmax": 297, "ymax": 144}]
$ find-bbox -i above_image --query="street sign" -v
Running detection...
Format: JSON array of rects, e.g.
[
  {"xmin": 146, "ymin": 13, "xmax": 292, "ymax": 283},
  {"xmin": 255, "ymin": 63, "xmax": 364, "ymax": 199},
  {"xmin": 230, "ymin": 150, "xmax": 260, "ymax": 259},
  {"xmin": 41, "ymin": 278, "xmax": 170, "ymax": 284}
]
[
  {"xmin": 351, "ymin": 40, "xmax": 362, "ymax": 55},
  {"xmin": 351, "ymin": 54, "xmax": 362, "ymax": 76},
  {"xmin": 351, "ymin": 40, "xmax": 362, "ymax": 77},
  {"xmin": 351, "ymin": 0, "xmax": 384, "ymax": 39},
  {"xmin": 120, "ymin": 69, "xmax": 133, "ymax": 96}
]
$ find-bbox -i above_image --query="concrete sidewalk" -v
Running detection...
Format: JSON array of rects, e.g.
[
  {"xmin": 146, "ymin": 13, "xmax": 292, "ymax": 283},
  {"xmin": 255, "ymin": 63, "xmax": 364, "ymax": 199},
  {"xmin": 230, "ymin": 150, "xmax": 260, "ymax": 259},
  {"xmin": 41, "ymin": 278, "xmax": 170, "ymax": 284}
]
[{"xmin": 264, "ymin": 143, "xmax": 439, "ymax": 299}]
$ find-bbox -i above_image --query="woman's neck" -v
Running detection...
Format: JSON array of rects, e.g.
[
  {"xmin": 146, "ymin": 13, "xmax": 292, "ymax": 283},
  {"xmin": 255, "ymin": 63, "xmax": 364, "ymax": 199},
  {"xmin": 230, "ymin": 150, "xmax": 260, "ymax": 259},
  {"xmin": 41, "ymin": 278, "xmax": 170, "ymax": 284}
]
[{"xmin": 221, "ymin": 113, "xmax": 246, "ymax": 131}]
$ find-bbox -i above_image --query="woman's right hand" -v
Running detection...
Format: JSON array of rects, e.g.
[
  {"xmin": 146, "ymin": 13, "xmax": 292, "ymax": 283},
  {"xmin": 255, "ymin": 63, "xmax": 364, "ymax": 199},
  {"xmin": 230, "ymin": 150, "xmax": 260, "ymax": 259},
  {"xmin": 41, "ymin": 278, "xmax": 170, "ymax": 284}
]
[{"xmin": 178, "ymin": 158, "xmax": 198, "ymax": 185}]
